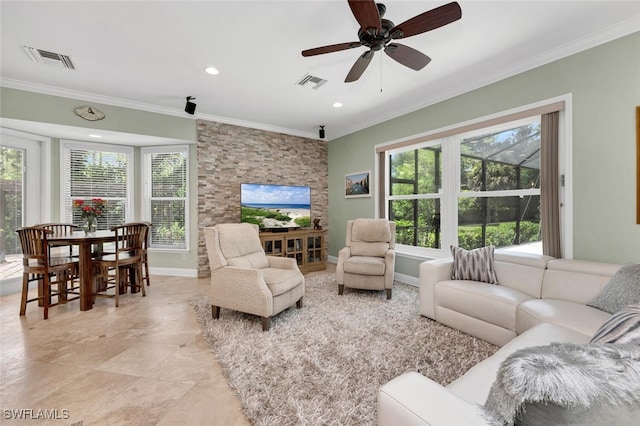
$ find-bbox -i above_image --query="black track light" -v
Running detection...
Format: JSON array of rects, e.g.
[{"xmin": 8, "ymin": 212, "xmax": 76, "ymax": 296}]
[
  {"xmin": 319, "ymin": 125, "xmax": 325, "ymax": 139},
  {"xmin": 185, "ymin": 96, "xmax": 196, "ymax": 115}
]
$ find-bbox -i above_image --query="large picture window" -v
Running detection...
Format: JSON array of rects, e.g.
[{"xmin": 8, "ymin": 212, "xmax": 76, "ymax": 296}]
[
  {"xmin": 61, "ymin": 141, "xmax": 133, "ymax": 229},
  {"xmin": 384, "ymin": 113, "xmax": 554, "ymax": 257},
  {"xmin": 142, "ymin": 146, "xmax": 188, "ymax": 250}
]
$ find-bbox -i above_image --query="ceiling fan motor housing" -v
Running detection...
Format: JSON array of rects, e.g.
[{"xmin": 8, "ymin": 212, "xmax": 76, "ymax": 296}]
[{"xmin": 358, "ymin": 18, "xmax": 395, "ymax": 51}]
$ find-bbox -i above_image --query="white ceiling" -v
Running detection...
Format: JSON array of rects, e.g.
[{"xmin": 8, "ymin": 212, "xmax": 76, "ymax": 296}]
[{"xmin": 2, "ymin": 0, "xmax": 640, "ymax": 144}]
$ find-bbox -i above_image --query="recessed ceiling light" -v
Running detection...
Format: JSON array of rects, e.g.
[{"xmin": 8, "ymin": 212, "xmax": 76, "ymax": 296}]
[
  {"xmin": 204, "ymin": 66, "xmax": 219, "ymax": 75},
  {"xmin": 333, "ymin": 102, "xmax": 343, "ymax": 108},
  {"xmin": 89, "ymin": 134, "xmax": 101, "ymax": 138}
]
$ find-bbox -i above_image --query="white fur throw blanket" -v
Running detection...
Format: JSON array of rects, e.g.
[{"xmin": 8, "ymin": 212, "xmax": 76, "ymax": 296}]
[{"xmin": 483, "ymin": 342, "xmax": 640, "ymax": 425}]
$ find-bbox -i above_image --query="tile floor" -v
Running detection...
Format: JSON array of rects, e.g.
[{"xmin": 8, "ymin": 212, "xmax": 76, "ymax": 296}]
[{"xmin": 0, "ymin": 265, "xmax": 335, "ymax": 425}]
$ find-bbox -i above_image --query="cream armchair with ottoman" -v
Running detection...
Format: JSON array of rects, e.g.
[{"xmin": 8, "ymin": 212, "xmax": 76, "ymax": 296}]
[
  {"xmin": 204, "ymin": 223, "xmax": 305, "ymax": 331},
  {"xmin": 336, "ymin": 218, "xmax": 396, "ymax": 299}
]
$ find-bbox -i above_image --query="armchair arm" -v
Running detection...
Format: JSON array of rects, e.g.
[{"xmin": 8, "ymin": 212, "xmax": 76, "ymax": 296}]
[
  {"xmin": 336, "ymin": 246, "xmax": 352, "ymax": 284},
  {"xmin": 384, "ymin": 249, "xmax": 396, "ymax": 289},
  {"xmin": 419, "ymin": 258, "xmax": 453, "ymax": 319},
  {"xmin": 378, "ymin": 372, "xmax": 489, "ymax": 426},
  {"xmin": 210, "ymin": 266, "xmax": 273, "ymax": 317},
  {"xmin": 266, "ymin": 255, "xmax": 300, "ymax": 271}
]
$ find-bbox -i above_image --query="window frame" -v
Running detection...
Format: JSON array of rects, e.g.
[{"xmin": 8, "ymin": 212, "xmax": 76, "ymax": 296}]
[
  {"xmin": 377, "ymin": 97, "xmax": 572, "ymax": 259},
  {"xmin": 141, "ymin": 145, "xmax": 189, "ymax": 252},
  {"xmin": 60, "ymin": 140, "xmax": 134, "ymax": 227}
]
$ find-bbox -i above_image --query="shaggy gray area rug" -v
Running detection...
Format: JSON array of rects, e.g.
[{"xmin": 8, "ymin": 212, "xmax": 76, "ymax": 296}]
[{"xmin": 190, "ymin": 273, "xmax": 498, "ymax": 425}]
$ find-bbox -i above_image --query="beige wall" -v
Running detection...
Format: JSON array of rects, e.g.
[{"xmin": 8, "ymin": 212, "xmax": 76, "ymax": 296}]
[
  {"xmin": 196, "ymin": 120, "xmax": 328, "ymax": 276},
  {"xmin": 329, "ymin": 32, "xmax": 640, "ymax": 272}
]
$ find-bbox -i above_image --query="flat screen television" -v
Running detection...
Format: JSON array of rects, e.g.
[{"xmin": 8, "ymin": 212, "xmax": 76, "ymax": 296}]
[{"xmin": 241, "ymin": 183, "xmax": 311, "ymax": 231}]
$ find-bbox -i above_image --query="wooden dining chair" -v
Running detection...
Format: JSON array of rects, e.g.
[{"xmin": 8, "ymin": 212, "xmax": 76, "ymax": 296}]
[
  {"xmin": 136, "ymin": 222, "xmax": 152, "ymax": 287},
  {"xmin": 16, "ymin": 227, "xmax": 80, "ymax": 319},
  {"xmin": 38, "ymin": 223, "xmax": 81, "ymax": 300},
  {"xmin": 93, "ymin": 223, "xmax": 147, "ymax": 307}
]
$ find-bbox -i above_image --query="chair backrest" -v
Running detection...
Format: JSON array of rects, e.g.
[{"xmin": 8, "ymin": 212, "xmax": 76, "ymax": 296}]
[
  {"xmin": 38, "ymin": 223, "xmax": 78, "ymax": 235},
  {"xmin": 16, "ymin": 227, "xmax": 52, "ymax": 268},
  {"xmin": 346, "ymin": 219, "xmax": 396, "ymax": 257},
  {"xmin": 206, "ymin": 223, "xmax": 269, "ymax": 270},
  {"xmin": 111, "ymin": 223, "xmax": 146, "ymax": 258},
  {"xmin": 126, "ymin": 222, "xmax": 151, "ymax": 252}
]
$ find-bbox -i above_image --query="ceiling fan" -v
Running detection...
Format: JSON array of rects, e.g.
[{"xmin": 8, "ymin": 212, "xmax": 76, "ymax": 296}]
[{"xmin": 301, "ymin": 0, "xmax": 462, "ymax": 83}]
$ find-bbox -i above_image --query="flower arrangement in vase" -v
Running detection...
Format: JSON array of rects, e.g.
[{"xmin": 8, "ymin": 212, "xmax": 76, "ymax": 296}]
[{"xmin": 73, "ymin": 198, "xmax": 106, "ymax": 234}]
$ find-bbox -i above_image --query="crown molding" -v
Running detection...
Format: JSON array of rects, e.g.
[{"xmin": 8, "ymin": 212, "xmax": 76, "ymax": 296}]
[
  {"xmin": 0, "ymin": 78, "xmax": 319, "ymax": 141},
  {"xmin": 2, "ymin": 15, "xmax": 637, "ymax": 143}
]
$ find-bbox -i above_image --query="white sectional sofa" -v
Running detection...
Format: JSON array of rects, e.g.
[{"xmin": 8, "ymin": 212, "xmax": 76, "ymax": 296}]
[
  {"xmin": 378, "ymin": 252, "xmax": 635, "ymax": 426},
  {"xmin": 419, "ymin": 252, "xmax": 618, "ymax": 346}
]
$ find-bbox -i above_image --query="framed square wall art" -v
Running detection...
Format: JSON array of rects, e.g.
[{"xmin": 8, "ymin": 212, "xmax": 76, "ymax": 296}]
[{"xmin": 345, "ymin": 171, "xmax": 371, "ymax": 198}]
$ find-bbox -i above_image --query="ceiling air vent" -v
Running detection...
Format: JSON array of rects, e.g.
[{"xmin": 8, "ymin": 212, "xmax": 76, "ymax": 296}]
[
  {"xmin": 296, "ymin": 74, "xmax": 327, "ymax": 90},
  {"xmin": 22, "ymin": 46, "xmax": 75, "ymax": 70}
]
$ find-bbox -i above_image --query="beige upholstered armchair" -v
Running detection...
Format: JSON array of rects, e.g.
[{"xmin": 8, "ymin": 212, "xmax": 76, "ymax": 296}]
[
  {"xmin": 204, "ymin": 223, "xmax": 305, "ymax": 331},
  {"xmin": 336, "ymin": 218, "xmax": 396, "ymax": 299}
]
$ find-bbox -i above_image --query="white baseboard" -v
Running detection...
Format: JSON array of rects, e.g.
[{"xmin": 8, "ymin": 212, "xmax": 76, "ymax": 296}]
[
  {"xmin": 149, "ymin": 267, "xmax": 198, "ymax": 278},
  {"xmin": 394, "ymin": 272, "xmax": 418, "ymax": 287},
  {"xmin": 0, "ymin": 278, "xmax": 21, "ymax": 296}
]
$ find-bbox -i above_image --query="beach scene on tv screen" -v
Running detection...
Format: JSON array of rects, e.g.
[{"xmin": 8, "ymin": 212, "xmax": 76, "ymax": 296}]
[{"xmin": 241, "ymin": 184, "xmax": 311, "ymax": 229}]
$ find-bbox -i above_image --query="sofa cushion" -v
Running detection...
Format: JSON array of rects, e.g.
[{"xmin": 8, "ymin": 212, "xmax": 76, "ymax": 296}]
[
  {"xmin": 447, "ymin": 323, "xmax": 590, "ymax": 406},
  {"xmin": 590, "ymin": 303, "xmax": 640, "ymax": 345},
  {"xmin": 436, "ymin": 280, "xmax": 532, "ymax": 331},
  {"xmin": 494, "ymin": 251, "xmax": 551, "ymax": 298},
  {"xmin": 261, "ymin": 268, "xmax": 303, "ymax": 297},
  {"xmin": 227, "ymin": 251, "xmax": 270, "ymax": 269},
  {"xmin": 351, "ymin": 218, "xmax": 391, "ymax": 242},
  {"xmin": 516, "ymin": 299, "xmax": 611, "ymax": 336},
  {"xmin": 217, "ymin": 223, "xmax": 270, "ymax": 269},
  {"xmin": 587, "ymin": 263, "xmax": 640, "ymax": 314},
  {"xmin": 350, "ymin": 241, "xmax": 389, "ymax": 257},
  {"xmin": 343, "ymin": 256, "xmax": 386, "ymax": 276},
  {"xmin": 450, "ymin": 245, "xmax": 498, "ymax": 284},
  {"xmin": 542, "ymin": 259, "xmax": 620, "ymax": 304}
]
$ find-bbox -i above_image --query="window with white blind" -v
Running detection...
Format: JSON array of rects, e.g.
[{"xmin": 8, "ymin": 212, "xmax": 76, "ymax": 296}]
[
  {"xmin": 142, "ymin": 146, "xmax": 188, "ymax": 250},
  {"xmin": 61, "ymin": 141, "xmax": 133, "ymax": 229}
]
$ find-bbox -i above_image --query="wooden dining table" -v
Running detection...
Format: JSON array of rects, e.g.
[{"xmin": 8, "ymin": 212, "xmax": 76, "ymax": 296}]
[{"xmin": 48, "ymin": 229, "xmax": 117, "ymax": 311}]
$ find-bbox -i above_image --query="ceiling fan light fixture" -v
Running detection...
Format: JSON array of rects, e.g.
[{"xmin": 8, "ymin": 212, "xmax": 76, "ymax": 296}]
[{"xmin": 204, "ymin": 66, "xmax": 219, "ymax": 75}]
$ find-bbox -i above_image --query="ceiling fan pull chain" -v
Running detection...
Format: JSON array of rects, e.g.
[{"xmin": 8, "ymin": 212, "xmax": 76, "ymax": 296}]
[{"xmin": 380, "ymin": 53, "xmax": 383, "ymax": 93}]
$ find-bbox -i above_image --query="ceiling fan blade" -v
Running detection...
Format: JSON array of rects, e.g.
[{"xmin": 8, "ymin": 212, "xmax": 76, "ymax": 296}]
[
  {"xmin": 345, "ymin": 50, "xmax": 374, "ymax": 83},
  {"xmin": 348, "ymin": 0, "xmax": 382, "ymax": 33},
  {"xmin": 302, "ymin": 41, "xmax": 361, "ymax": 57},
  {"xmin": 390, "ymin": 1, "xmax": 462, "ymax": 39},
  {"xmin": 384, "ymin": 43, "xmax": 431, "ymax": 70}
]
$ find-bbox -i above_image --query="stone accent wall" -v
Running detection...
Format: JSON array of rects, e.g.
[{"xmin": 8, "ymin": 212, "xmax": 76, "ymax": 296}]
[{"xmin": 197, "ymin": 120, "xmax": 328, "ymax": 276}]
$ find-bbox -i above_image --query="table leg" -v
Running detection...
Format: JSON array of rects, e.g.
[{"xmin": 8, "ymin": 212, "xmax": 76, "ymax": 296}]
[{"xmin": 78, "ymin": 240, "xmax": 94, "ymax": 311}]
